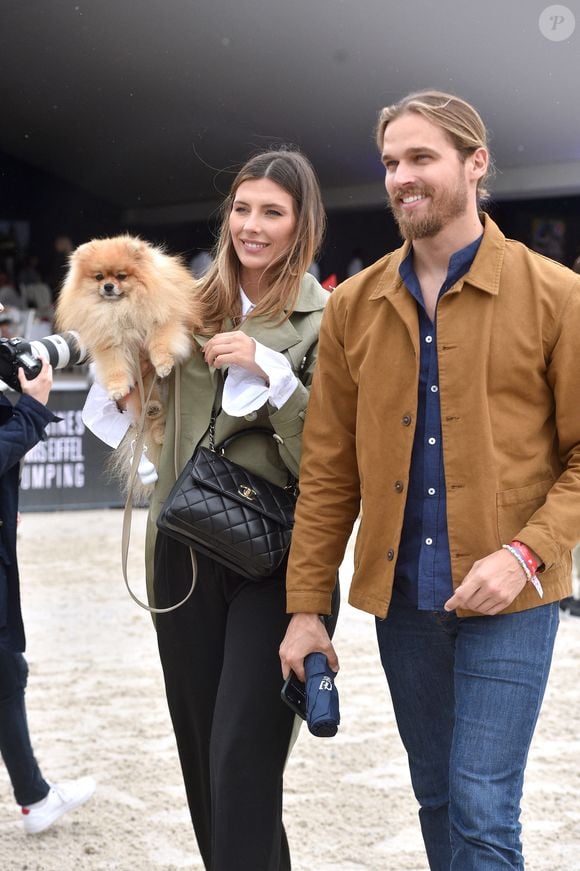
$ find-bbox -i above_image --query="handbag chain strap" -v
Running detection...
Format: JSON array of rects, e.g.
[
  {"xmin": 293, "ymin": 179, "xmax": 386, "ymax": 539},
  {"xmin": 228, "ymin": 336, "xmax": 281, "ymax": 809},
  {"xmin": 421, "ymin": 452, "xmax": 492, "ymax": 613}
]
[
  {"xmin": 207, "ymin": 406, "xmax": 297, "ymax": 495},
  {"xmin": 208, "ymin": 408, "xmax": 217, "ymax": 452}
]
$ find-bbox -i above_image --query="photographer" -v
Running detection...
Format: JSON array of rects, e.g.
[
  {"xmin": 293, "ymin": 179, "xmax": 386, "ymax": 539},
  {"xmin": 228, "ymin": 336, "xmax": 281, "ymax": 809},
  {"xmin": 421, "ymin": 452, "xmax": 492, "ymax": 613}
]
[{"xmin": 0, "ymin": 306, "xmax": 95, "ymax": 833}]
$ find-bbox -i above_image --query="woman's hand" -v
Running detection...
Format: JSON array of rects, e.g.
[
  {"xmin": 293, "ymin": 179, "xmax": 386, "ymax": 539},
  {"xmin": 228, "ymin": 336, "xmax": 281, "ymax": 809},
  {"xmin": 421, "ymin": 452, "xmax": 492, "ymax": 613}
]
[{"xmin": 203, "ymin": 331, "xmax": 269, "ymax": 381}]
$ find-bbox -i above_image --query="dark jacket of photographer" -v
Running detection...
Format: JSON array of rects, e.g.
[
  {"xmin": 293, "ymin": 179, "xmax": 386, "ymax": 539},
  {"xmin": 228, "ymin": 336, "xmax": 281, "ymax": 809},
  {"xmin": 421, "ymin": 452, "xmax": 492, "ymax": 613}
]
[{"xmin": 0, "ymin": 392, "xmax": 58, "ymax": 652}]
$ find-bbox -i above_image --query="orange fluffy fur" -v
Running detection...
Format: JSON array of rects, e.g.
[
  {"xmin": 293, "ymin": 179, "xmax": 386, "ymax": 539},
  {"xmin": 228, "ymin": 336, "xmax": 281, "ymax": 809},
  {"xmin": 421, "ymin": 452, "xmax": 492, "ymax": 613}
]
[{"xmin": 56, "ymin": 235, "xmax": 202, "ymax": 491}]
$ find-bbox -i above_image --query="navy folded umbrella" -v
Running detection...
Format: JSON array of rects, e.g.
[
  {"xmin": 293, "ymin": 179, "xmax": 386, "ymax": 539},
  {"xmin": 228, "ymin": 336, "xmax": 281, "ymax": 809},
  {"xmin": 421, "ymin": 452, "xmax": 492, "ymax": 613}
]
[{"xmin": 304, "ymin": 652, "xmax": 340, "ymax": 737}]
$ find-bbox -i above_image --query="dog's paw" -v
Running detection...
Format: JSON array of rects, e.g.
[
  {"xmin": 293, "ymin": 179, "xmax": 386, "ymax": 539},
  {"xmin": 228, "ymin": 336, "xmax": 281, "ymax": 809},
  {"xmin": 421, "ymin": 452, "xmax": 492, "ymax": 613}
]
[
  {"xmin": 108, "ymin": 385, "xmax": 130, "ymax": 402},
  {"xmin": 146, "ymin": 401, "xmax": 164, "ymax": 420},
  {"xmin": 154, "ymin": 361, "xmax": 174, "ymax": 378}
]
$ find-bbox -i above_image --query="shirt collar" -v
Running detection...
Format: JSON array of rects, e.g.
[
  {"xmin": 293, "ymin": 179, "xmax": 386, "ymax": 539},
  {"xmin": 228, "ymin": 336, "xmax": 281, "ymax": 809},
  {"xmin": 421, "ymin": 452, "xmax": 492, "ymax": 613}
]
[
  {"xmin": 240, "ymin": 273, "xmax": 329, "ymax": 317},
  {"xmin": 240, "ymin": 287, "xmax": 255, "ymax": 318},
  {"xmin": 400, "ymin": 234, "xmax": 483, "ymax": 288},
  {"xmin": 447, "ymin": 234, "xmax": 484, "ymax": 281},
  {"xmin": 369, "ymin": 214, "xmax": 507, "ymax": 304}
]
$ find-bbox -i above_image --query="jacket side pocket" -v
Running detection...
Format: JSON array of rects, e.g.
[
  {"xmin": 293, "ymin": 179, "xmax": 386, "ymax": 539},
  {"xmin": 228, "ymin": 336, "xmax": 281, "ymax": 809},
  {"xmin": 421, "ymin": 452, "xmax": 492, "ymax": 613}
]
[{"xmin": 496, "ymin": 478, "xmax": 553, "ymax": 545}]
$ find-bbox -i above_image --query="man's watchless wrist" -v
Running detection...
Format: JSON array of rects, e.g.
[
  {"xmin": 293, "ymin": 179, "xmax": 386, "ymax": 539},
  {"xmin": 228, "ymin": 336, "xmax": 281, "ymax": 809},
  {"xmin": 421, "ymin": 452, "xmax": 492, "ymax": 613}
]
[{"xmin": 502, "ymin": 540, "xmax": 544, "ymax": 598}]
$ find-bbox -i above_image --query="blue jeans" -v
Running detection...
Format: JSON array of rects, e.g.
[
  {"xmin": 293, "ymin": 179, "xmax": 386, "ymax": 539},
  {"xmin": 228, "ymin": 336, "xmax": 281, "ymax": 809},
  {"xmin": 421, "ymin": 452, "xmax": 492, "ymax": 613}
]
[
  {"xmin": 376, "ymin": 601, "xmax": 559, "ymax": 870},
  {"xmin": 0, "ymin": 648, "xmax": 49, "ymax": 806}
]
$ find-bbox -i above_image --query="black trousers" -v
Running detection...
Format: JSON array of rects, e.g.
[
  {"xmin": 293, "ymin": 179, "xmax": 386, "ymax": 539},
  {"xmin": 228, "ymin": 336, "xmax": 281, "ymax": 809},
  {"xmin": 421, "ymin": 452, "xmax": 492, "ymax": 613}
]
[
  {"xmin": 155, "ymin": 534, "xmax": 340, "ymax": 871},
  {"xmin": 0, "ymin": 649, "xmax": 49, "ymax": 806}
]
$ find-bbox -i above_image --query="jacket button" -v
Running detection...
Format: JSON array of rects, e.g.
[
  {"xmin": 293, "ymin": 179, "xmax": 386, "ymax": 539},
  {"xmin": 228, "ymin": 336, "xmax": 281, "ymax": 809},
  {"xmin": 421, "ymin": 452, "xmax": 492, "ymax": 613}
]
[
  {"xmin": 401, "ymin": 414, "xmax": 412, "ymax": 426},
  {"xmin": 394, "ymin": 480, "xmax": 404, "ymax": 493},
  {"xmin": 387, "ymin": 549, "xmax": 395, "ymax": 561}
]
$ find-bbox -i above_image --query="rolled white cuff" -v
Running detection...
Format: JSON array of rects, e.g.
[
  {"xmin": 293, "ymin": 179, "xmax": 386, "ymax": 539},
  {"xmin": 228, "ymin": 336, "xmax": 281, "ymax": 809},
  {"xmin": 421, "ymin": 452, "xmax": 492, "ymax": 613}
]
[
  {"xmin": 221, "ymin": 340, "xmax": 299, "ymax": 416},
  {"xmin": 82, "ymin": 381, "xmax": 131, "ymax": 448}
]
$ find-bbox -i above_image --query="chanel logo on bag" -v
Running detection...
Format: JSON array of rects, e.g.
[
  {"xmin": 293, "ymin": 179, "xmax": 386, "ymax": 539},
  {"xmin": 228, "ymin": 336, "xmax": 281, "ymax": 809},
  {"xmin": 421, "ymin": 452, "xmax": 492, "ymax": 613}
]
[{"xmin": 238, "ymin": 484, "xmax": 257, "ymax": 501}]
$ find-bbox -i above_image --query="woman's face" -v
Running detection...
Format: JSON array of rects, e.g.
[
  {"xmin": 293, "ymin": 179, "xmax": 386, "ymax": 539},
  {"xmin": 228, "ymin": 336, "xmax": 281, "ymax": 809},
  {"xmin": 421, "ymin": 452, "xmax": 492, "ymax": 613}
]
[{"xmin": 229, "ymin": 178, "xmax": 297, "ymax": 283}]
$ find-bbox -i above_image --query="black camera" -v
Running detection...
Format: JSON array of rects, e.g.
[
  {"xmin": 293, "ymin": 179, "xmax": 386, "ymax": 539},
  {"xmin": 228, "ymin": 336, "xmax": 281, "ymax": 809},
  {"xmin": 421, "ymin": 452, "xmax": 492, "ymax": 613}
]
[{"xmin": 0, "ymin": 331, "xmax": 88, "ymax": 392}]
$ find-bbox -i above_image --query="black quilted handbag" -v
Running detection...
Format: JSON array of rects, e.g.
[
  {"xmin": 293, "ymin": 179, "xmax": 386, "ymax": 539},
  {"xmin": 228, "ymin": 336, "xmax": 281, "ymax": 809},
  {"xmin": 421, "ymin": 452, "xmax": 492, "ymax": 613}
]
[{"xmin": 156, "ymin": 427, "xmax": 296, "ymax": 579}]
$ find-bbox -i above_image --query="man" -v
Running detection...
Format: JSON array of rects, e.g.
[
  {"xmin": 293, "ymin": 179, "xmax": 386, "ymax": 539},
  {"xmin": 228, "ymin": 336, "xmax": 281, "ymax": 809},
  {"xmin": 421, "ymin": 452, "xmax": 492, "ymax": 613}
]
[
  {"xmin": 279, "ymin": 90, "xmax": 580, "ymax": 870},
  {"xmin": 1, "ymin": 318, "xmax": 95, "ymax": 833}
]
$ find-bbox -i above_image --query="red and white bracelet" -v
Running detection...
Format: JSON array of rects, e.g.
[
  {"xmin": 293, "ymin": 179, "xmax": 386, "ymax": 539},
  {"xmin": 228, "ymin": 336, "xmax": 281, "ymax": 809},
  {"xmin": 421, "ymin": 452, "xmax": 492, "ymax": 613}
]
[{"xmin": 501, "ymin": 540, "xmax": 544, "ymax": 598}]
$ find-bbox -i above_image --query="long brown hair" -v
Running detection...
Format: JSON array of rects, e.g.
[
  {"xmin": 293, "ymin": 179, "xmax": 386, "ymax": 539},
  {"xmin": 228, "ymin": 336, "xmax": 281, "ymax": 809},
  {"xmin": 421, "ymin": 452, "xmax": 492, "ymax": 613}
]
[{"xmin": 198, "ymin": 148, "xmax": 325, "ymax": 332}]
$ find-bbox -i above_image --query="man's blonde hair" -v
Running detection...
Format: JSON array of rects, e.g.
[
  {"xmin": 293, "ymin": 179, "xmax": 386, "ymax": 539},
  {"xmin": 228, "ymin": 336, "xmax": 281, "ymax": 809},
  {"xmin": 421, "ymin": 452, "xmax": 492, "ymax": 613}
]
[{"xmin": 376, "ymin": 90, "xmax": 493, "ymax": 199}]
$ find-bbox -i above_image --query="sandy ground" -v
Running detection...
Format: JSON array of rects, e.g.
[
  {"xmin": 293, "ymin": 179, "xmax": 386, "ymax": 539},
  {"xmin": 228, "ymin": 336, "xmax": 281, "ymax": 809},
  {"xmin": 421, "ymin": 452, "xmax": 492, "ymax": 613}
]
[{"xmin": 1, "ymin": 509, "xmax": 580, "ymax": 871}]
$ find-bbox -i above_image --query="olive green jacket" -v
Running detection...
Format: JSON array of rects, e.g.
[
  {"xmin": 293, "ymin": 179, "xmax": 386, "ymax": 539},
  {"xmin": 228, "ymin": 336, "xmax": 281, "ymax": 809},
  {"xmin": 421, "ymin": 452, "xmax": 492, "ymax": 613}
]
[{"xmin": 145, "ymin": 274, "xmax": 329, "ymax": 601}]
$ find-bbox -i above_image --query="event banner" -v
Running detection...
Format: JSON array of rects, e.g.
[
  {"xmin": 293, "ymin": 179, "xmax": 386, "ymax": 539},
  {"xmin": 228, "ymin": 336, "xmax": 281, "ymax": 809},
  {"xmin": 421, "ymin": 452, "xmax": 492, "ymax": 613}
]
[{"xmin": 20, "ymin": 386, "xmax": 124, "ymax": 511}]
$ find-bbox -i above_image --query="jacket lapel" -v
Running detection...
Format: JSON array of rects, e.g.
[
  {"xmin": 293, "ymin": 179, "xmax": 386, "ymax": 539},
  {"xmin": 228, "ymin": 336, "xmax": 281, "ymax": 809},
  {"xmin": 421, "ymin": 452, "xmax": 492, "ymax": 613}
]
[
  {"xmin": 240, "ymin": 315, "xmax": 302, "ymax": 354},
  {"xmin": 369, "ymin": 242, "xmax": 420, "ymax": 358}
]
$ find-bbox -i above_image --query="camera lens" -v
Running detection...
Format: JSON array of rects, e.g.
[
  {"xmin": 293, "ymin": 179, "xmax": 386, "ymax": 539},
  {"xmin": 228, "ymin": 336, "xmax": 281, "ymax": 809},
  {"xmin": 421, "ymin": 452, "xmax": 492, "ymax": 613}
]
[{"xmin": 29, "ymin": 331, "xmax": 88, "ymax": 370}]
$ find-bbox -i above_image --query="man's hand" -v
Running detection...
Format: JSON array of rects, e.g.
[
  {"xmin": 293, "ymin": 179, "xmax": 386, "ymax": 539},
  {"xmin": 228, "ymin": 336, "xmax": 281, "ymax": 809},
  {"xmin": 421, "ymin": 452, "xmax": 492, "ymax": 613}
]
[
  {"xmin": 444, "ymin": 548, "xmax": 528, "ymax": 615},
  {"xmin": 279, "ymin": 612, "xmax": 339, "ymax": 682},
  {"xmin": 18, "ymin": 359, "xmax": 53, "ymax": 406}
]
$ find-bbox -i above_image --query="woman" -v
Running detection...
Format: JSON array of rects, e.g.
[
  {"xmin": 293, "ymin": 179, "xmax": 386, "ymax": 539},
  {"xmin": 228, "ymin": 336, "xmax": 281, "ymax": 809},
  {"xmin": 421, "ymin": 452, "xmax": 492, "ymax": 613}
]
[{"xmin": 147, "ymin": 148, "xmax": 336, "ymax": 871}]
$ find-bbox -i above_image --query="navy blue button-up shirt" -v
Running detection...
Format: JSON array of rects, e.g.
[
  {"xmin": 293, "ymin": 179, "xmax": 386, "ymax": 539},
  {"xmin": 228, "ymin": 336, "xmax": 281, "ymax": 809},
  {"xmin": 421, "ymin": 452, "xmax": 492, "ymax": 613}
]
[{"xmin": 393, "ymin": 235, "xmax": 483, "ymax": 611}]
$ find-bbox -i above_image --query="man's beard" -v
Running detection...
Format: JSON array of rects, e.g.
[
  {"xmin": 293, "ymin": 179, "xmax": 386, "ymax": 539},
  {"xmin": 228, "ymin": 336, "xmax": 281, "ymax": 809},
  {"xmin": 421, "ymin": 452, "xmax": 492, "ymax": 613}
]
[{"xmin": 388, "ymin": 176, "xmax": 468, "ymax": 241}]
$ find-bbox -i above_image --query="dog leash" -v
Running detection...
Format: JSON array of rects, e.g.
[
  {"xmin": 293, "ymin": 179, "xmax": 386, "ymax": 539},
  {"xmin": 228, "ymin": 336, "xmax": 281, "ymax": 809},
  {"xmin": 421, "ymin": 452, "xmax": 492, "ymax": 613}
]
[{"xmin": 120, "ymin": 363, "xmax": 196, "ymax": 613}]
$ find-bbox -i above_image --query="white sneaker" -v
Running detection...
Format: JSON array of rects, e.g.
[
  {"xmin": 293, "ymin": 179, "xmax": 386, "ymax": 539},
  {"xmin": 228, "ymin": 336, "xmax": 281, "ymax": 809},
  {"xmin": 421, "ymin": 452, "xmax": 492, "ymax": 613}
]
[{"xmin": 21, "ymin": 777, "xmax": 96, "ymax": 834}]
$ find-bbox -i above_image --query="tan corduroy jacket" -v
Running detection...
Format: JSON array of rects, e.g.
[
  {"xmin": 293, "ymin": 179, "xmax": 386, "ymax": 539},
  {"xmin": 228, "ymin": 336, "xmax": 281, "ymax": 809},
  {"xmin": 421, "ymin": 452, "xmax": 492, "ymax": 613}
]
[
  {"xmin": 286, "ymin": 215, "xmax": 580, "ymax": 619},
  {"xmin": 145, "ymin": 274, "xmax": 329, "ymax": 602}
]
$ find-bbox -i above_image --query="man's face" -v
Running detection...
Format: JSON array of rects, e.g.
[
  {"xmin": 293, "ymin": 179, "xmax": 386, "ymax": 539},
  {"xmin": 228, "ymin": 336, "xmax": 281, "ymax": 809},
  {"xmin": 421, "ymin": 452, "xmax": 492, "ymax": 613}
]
[{"xmin": 381, "ymin": 111, "xmax": 474, "ymax": 241}]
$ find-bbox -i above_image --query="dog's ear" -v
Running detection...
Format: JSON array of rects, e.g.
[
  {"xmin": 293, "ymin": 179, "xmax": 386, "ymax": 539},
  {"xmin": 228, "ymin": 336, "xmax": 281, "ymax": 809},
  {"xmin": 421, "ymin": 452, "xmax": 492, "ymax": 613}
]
[
  {"xmin": 125, "ymin": 236, "xmax": 147, "ymax": 260},
  {"xmin": 70, "ymin": 241, "xmax": 88, "ymax": 261},
  {"xmin": 72, "ymin": 239, "xmax": 103, "ymax": 265}
]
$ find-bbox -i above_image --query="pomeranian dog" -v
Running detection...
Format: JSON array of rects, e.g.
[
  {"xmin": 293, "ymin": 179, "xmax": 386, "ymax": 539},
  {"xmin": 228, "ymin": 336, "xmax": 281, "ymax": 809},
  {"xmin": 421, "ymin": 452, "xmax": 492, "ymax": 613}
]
[{"xmin": 56, "ymin": 235, "xmax": 203, "ymax": 493}]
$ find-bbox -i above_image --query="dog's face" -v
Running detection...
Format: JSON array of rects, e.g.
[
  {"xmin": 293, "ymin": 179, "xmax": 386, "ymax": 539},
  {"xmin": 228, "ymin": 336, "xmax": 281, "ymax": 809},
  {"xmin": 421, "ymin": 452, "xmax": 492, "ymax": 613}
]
[{"xmin": 69, "ymin": 236, "xmax": 151, "ymax": 303}]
